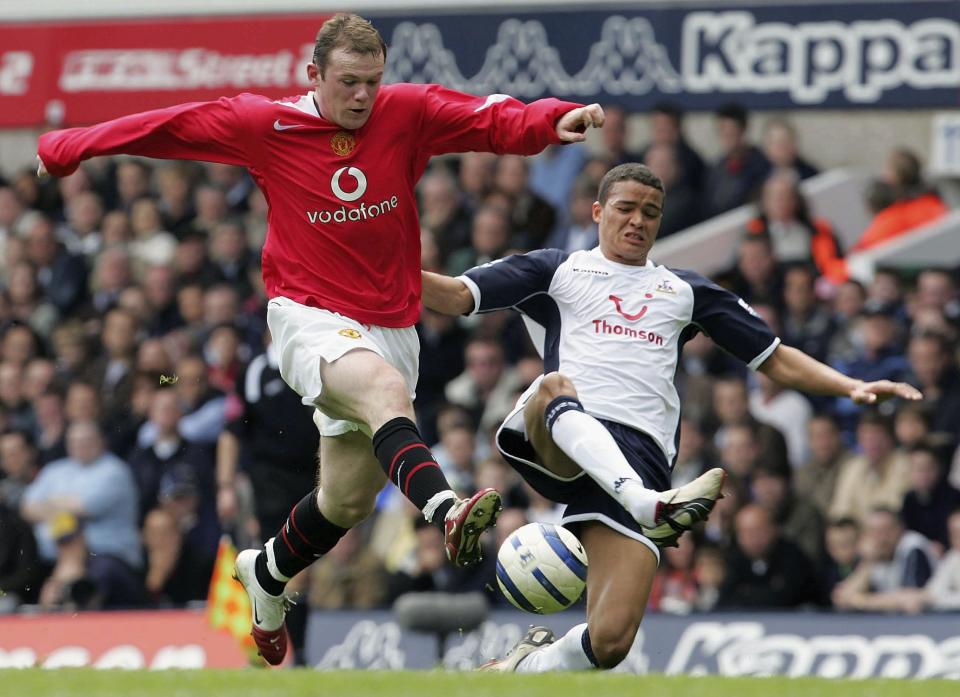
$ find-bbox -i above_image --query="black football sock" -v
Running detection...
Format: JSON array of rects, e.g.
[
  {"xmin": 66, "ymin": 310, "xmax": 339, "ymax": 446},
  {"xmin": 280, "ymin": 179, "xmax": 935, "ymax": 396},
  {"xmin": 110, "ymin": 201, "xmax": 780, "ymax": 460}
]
[
  {"xmin": 255, "ymin": 488, "xmax": 349, "ymax": 596},
  {"xmin": 373, "ymin": 416, "xmax": 456, "ymax": 526}
]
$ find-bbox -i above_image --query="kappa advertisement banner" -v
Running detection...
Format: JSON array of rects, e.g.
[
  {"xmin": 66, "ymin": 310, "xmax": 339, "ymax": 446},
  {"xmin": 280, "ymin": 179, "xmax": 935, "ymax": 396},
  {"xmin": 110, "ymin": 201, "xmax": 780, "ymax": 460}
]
[
  {"xmin": 1, "ymin": 2, "xmax": 958, "ymax": 128},
  {"xmin": 305, "ymin": 609, "xmax": 960, "ymax": 679}
]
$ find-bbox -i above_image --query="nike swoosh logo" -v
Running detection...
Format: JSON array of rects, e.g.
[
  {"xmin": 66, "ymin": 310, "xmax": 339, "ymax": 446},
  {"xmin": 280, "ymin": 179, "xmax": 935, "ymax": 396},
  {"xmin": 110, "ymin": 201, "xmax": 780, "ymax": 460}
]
[
  {"xmin": 253, "ymin": 597, "xmax": 262, "ymax": 624},
  {"xmin": 273, "ymin": 120, "xmax": 303, "ymax": 131}
]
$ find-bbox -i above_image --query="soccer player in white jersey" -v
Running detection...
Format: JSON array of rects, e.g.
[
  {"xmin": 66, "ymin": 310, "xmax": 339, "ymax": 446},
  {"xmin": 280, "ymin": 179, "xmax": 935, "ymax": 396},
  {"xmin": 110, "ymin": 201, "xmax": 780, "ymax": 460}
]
[
  {"xmin": 37, "ymin": 14, "xmax": 605, "ymax": 664},
  {"xmin": 422, "ymin": 163, "xmax": 921, "ymax": 672}
]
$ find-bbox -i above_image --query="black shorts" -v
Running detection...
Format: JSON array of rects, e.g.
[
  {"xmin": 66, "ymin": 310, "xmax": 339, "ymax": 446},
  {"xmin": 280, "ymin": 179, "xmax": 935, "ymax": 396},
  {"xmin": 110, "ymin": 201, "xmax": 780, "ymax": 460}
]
[{"xmin": 496, "ymin": 396, "xmax": 669, "ymax": 562}]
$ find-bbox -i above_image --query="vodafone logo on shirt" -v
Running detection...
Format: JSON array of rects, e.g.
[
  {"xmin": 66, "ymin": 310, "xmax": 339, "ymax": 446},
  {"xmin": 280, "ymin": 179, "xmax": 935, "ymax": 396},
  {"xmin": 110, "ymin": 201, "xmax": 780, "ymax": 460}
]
[
  {"xmin": 331, "ymin": 167, "xmax": 367, "ymax": 202},
  {"xmin": 305, "ymin": 166, "xmax": 399, "ymax": 225}
]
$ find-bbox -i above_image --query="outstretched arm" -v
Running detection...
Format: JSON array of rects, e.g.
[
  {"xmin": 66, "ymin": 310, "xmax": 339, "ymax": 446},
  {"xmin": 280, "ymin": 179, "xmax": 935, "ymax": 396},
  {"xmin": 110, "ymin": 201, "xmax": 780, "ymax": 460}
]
[
  {"xmin": 421, "ymin": 270, "xmax": 474, "ymax": 316},
  {"xmin": 37, "ymin": 97, "xmax": 251, "ymax": 178},
  {"xmin": 417, "ymin": 84, "xmax": 594, "ymax": 157},
  {"xmin": 425, "ymin": 249, "xmax": 567, "ymax": 317},
  {"xmin": 759, "ymin": 344, "xmax": 922, "ymax": 404}
]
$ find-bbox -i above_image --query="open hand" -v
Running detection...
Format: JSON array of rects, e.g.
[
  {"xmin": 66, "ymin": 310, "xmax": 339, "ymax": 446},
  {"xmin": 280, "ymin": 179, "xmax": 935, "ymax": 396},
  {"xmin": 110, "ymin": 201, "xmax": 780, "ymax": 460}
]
[
  {"xmin": 556, "ymin": 103, "xmax": 605, "ymax": 142},
  {"xmin": 849, "ymin": 380, "xmax": 922, "ymax": 405}
]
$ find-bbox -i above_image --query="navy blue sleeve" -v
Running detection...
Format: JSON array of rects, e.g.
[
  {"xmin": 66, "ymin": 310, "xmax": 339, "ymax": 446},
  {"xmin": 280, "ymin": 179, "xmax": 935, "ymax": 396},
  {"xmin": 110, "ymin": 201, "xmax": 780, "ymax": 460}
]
[
  {"xmin": 460, "ymin": 249, "xmax": 568, "ymax": 314},
  {"xmin": 673, "ymin": 269, "xmax": 780, "ymax": 370}
]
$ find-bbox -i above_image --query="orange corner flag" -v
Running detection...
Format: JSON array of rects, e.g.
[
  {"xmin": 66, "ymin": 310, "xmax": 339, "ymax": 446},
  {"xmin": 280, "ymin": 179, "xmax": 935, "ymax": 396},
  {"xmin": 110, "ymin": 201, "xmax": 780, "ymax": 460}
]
[{"xmin": 207, "ymin": 537, "xmax": 257, "ymax": 656}]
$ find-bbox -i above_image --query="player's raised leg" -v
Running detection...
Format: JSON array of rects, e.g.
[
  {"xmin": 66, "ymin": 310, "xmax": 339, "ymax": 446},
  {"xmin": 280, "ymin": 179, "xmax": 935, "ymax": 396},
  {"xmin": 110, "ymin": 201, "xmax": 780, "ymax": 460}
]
[
  {"xmin": 238, "ymin": 340, "xmax": 500, "ymax": 664},
  {"xmin": 525, "ymin": 372, "xmax": 723, "ymax": 540},
  {"xmin": 316, "ymin": 349, "xmax": 502, "ymax": 565},
  {"xmin": 488, "ymin": 521, "xmax": 657, "ymax": 672},
  {"xmin": 235, "ymin": 427, "xmax": 382, "ymax": 664}
]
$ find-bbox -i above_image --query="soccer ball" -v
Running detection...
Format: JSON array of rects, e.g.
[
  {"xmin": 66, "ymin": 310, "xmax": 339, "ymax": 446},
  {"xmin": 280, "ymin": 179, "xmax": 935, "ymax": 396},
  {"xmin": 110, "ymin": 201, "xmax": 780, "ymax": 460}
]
[{"xmin": 495, "ymin": 523, "xmax": 588, "ymax": 614}]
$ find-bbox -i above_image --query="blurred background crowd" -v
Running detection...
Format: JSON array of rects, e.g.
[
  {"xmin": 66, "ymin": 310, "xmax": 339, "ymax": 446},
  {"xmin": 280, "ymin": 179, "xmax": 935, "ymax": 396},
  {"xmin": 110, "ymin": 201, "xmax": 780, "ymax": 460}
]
[{"xmin": 0, "ymin": 100, "xmax": 959, "ymax": 624}]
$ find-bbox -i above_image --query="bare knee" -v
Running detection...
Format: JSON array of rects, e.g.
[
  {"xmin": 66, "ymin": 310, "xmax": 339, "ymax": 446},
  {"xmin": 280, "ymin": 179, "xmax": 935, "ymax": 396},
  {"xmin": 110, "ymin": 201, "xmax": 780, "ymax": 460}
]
[
  {"xmin": 319, "ymin": 352, "xmax": 412, "ymax": 429},
  {"xmin": 372, "ymin": 365, "xmax": 409, "ymax": 408},
  {"xmin": 587, "ymin": 620, "xmax": 641, "ymax": 669},
  {"xmin": 360, "ymin": 365, "xmax": 412, "ymax": 430},
  {"xmin": 318, "ymin": 488, "xmax": 376, "ymax": 528},
  {"xmin": 538, "ymin": 372, "xmax": 577, "ymax": 401},
  {"xmin": 526, "ymin": 372, "xmax": 578, "ymax": 423}
]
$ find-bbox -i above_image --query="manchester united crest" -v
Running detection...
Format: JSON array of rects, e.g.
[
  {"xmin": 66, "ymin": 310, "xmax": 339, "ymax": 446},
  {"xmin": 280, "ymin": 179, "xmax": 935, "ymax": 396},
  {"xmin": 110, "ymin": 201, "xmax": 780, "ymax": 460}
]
[{"xmin": 331, "ymin": 131, "xmax": 356, "ymax": 157}]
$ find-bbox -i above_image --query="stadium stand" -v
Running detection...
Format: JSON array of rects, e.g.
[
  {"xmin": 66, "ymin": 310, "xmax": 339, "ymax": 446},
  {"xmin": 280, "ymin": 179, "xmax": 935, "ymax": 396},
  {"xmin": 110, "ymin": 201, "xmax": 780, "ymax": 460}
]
[{"xmin": 1, "ymin": 0, "xmax": 959, "ymax": 678}]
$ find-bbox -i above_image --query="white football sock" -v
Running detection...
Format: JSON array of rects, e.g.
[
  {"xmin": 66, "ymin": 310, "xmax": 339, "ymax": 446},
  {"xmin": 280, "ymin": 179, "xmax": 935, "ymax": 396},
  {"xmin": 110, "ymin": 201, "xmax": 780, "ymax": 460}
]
[
  {"xmin": 549, "ymin": 408, "xmax": 659, "ymax": 526},
  {"xmin": 422, "ymin": 490, "xmax": 456, "ymax": 523},
  {"xmin": 264, "ymin": 538, "xmax": 291, "ymax": 584},
  {"xmin": 516, "ymin": 623, "xmax": 596, "ymax": 672}
]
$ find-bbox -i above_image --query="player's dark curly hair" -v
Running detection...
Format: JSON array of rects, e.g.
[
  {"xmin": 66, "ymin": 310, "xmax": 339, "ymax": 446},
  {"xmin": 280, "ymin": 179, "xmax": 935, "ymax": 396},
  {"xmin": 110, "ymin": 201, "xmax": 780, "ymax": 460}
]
[
  {"xmin": 597, "ymin": 163, "xmax": 664, "ymax": 205},
  {"xmin": 313, "ymin": 13, "xmax": 387, "ymax": 77}
]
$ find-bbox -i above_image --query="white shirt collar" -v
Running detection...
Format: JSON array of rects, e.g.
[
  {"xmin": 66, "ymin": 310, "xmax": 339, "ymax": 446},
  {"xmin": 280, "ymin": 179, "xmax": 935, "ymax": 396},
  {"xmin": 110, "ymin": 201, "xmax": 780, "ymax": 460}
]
[{"xmin": 589, "ymin": 246, "xmax": 656, "ymax": 271}]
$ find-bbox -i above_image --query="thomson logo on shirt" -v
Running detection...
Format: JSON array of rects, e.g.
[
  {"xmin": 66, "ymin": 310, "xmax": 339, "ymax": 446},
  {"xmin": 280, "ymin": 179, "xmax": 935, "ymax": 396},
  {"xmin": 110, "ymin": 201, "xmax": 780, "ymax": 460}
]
[{"xmin": 592, "ymin": 318, "xmax": 665, "ymax": 345}]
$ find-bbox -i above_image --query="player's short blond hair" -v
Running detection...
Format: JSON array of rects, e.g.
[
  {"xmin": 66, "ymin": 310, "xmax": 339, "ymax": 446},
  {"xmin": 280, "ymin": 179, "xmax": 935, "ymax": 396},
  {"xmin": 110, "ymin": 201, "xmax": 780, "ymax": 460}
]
[{"xmin": 313, "ymin": 13, "xmax": 387, "ymax": 77}]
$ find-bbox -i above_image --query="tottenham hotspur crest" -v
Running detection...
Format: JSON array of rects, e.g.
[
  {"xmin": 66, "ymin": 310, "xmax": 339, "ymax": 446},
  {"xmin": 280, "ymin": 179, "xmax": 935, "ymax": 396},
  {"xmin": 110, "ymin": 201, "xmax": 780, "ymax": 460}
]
[{"xmin": 655, "ymin": 279, "xmax": 676, "ymax": 294}]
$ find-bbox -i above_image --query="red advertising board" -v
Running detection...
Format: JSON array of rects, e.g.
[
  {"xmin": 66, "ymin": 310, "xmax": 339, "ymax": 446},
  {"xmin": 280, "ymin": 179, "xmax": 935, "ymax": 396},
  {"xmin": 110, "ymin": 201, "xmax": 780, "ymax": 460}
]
[
  {"xmin": 0, "ymin": 14, "xmax": 333, "ymax": 128},
  {"xmin": 0, "ymin": 610, "xmax": 249, "ymax": 668}
]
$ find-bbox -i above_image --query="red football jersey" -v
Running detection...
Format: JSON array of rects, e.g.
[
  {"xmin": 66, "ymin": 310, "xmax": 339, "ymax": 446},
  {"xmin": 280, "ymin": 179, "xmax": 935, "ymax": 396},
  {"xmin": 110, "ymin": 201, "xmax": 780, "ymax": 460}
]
[{"xmin": 38, "ymin": 85, "xmax": 582, "ymax": 326}]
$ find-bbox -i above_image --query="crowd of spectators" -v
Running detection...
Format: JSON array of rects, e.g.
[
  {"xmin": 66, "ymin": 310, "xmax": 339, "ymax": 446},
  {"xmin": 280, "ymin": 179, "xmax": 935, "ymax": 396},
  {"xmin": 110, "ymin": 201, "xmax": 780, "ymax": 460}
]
[{"xmin": 0, "ymin": 102, "xmax": 957, "ymax": 620}]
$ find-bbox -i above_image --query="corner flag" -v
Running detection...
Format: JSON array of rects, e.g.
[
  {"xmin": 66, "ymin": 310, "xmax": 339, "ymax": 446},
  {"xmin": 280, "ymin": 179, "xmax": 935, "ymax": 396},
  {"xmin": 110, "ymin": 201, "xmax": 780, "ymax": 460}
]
[{"xmin": 206, "ymin": 536, "xmax": 257, "ymax": 657}]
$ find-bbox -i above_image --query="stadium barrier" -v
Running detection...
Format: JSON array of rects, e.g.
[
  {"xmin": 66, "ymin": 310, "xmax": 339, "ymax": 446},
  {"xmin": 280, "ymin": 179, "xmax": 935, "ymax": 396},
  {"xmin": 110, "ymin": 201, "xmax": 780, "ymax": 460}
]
[
  {"xmin": 305, "ymin": 609, "xmax": 960, "ymax": 678},
  {"xmin": 845, "ymin": 210, "xmax": 960, "ymax": 281},
  {"xmin": 0, "ymin": 610, "xmax": 249, "ymax": 669},
  {"xmin": 2, "ymin": 607, "xmax": 957, "ymax": 676},
  {"xmin": 651, "ymin": 168, "xmax": 872, "ymax": 277}
]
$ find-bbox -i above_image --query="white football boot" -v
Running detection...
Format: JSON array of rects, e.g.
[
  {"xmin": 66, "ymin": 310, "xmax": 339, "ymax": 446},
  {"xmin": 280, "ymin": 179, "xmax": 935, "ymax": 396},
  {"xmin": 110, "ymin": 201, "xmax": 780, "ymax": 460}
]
[
  {"xmin": 642, "ymin": 467, "xmax": 726, "ymax": 547},
  {"xmin": 233, "ymin": 547, "xmax": 293, "ymax": 665}
]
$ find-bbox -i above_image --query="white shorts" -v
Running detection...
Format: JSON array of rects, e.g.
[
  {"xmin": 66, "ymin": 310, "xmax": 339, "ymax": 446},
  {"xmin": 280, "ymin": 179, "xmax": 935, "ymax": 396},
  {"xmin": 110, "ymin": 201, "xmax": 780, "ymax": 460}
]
[{"xmin": 266, "ymin": 296, "xmax": 419, "ymax": 437}]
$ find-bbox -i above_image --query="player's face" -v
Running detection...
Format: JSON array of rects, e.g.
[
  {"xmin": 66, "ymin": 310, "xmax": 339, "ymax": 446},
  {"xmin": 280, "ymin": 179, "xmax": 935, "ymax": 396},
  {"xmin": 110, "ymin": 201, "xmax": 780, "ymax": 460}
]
[
  {"xmin": 310, "ymin": 48, "xmax": 384, "ymax": 130},
  {"xmin": 594, "ymin": 180, "xmax": 664, "ymax": 266}
]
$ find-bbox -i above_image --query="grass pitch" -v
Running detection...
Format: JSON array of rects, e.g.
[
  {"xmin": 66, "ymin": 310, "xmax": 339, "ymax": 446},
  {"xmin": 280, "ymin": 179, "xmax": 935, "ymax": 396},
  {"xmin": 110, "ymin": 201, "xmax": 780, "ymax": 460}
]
[{"xmin": 1, "ymin": 669, "xmax": 956, "ymax": 697}]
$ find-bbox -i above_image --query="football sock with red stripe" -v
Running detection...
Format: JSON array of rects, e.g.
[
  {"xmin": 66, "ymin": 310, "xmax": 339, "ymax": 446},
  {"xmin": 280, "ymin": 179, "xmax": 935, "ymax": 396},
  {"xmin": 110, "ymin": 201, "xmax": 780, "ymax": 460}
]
[
  {"xmin": 255, "ymin": 488, "xmax": 349, "ymax": 596},
  {"xmin": 373, "ymin": 417, "xmax": 455, "ymax": 526}
]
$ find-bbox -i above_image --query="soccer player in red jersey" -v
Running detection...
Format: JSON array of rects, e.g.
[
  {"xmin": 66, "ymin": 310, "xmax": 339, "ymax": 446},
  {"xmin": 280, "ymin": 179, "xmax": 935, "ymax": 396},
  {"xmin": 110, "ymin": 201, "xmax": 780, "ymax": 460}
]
[{"xmin": 37, "ymin": 13, "xmax": 605, "ymax": 664}]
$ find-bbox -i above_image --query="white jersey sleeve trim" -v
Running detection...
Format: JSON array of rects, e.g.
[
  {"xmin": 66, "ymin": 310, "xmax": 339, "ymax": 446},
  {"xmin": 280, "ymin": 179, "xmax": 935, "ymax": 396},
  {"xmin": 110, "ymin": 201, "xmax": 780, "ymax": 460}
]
[
  {"xmin": 748, "ymin": 337, "xmax": 781, "ymax": 371},
  {"xmin": 457, "ymin": 274, "xmax": 482, "ymax": 316}
]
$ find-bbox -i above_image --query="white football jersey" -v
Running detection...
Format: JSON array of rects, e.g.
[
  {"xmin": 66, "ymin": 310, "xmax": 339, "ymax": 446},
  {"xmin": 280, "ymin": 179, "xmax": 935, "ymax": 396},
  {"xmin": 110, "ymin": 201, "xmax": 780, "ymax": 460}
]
[{"xmin": 460, "ymin": 247, "xmax": 780, "ymax": 463}]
